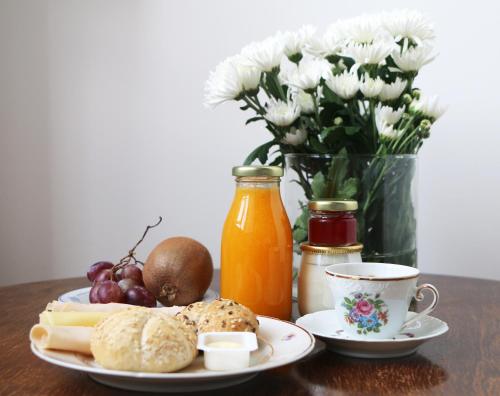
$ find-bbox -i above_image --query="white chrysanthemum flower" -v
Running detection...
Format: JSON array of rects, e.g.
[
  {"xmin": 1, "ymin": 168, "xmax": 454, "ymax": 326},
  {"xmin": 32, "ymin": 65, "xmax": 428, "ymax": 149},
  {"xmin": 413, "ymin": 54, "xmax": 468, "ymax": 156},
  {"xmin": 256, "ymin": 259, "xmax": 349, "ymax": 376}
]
[
  {"xmin": 241, "ymin": 34, "xmax": 284, "ymax": 72},
  {"xmin": 343, "ymin": 40, "xmax": 395, "ymax": 65},
  {"xmin": 382, "ymin": 9, "xmax": 435, "ymax": 45},
  {"xmin": 342, "ymin": 14, "xmax": 390, "ymax": 44},
  {"xmin": 325, "ymin": 70, "xmax": 360, "ymax": 99},
  {"xmin": 264, "ymin": 99, "xmax": 301, "ymax": 126},
  {"xmin": 306, "ymin": 28, "xmax": 344, "ymax": 59},
  {"xmin": 376, "ymin": 103, "xmax": 405, "ymax": 125},
  {"xmin": 281, "ymin": 127, "xmax": 308, "ymax": 145},
  {"xmin": 375, "ymin": 104, "xmax": 405, "ymax": 139},
  {"xmin": 283, "ymin": 25, "xmax": 316, "ymax": 58},
  {"xmin": 410, "ymin": 94, "xmax": 446, "ymax": 120},
  {"xmin": 360, "ymin": 74, "xmax": 384, "ymax": 98},
  {"xmin": 204, "ymin": 55, "xmax": 261, "ymax": 108},
  {"xmin": 284, "ymin": 58, "xmax": 332, "ymax": 91},
  {"xmin": 379, "ymin": 77, "xmax": 407, "ymax": 101},
  {"xmin": 377, "ymin": 121, "xmax": 403, "ymax": 139},
  {"xmin": 294, "ymin": 90, "xmax": 315, "ymax": 114},
  {"xmin": 392, "ymin": 41, "xmax": 436, "ymax": 72}
]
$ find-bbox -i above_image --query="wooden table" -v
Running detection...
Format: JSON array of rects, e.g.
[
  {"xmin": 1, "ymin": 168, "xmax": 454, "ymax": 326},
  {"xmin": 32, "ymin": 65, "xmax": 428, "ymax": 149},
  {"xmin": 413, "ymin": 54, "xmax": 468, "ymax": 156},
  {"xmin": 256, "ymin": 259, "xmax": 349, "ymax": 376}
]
[{"xmin": 1, "ymin": 273, "xmax": 499, "ymax": 395}]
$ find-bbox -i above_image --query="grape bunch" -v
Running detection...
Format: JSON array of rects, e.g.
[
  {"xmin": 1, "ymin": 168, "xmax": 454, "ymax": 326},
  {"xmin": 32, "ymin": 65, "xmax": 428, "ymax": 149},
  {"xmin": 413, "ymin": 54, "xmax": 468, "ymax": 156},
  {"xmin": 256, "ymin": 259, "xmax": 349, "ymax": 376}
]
[
  {"xmin": 85, "ymin": 217, "xmax": 162, "ymax": 307},
  {"xmin": 87, "ymin": 261, "xmax": 156, "ymax": 307}
]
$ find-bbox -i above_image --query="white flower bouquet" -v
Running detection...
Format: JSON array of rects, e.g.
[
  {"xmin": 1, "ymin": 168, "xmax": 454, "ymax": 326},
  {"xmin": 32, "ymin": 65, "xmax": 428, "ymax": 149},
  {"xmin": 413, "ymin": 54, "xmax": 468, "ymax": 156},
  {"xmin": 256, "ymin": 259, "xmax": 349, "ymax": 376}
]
[{"xmin": 205, "ymin": 10, "xmax": 446, "ymax": 266}]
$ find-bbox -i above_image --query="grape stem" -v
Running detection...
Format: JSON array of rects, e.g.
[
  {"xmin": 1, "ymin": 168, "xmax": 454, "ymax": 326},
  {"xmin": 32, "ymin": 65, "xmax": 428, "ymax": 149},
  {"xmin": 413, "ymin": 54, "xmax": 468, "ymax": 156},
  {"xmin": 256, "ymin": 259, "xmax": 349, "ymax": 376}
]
[{"xmin": 112, "ymin": 216, "xmax": 163, "ymax": 273}]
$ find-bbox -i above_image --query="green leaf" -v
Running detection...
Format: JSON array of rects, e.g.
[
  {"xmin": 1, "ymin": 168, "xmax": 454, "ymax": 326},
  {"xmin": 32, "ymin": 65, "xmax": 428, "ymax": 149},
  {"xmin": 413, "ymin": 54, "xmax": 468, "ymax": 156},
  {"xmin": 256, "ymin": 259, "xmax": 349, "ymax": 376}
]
[
  {"xmin": 308, "ymin": 135, "xmax": 329, "ymax": 153},
  {"xmin": 337, "ymin": 177, "xmax": 359, "ymax": 199},
  {"xmin": 311, "ymin": 172, "xmax": 326, "ymax": 199},
  {"xmin": 344, "ymin": 126, "xmax": 361, "ymax": 136},
  {"xmin": 373, "ymin": 327, "xmax": 380, "ymax": 333},
  {"xmin": 292, "ymin": 228, "xmax": 308, "ymax": 244},
  {"xmin": 245, "ymin": 116, "xmax": 264, "ymax": 125},
  {"xmin": 344, "ymin": 297, "xmax": 351, "ymax": 304},
  {"xmin": 268, "ymin": 155, "xmax": 283, "ymax": 166},
  {"xmin": 243, "ymin": 141, "xmax": 276, "ymax": 165},
  {"xmin": 322, "ymin": 85, "xmax": 344, "ymax": 105},
  {"xmin": 367, "ymin": 299, "xmax": 374, "ymax": 304}
]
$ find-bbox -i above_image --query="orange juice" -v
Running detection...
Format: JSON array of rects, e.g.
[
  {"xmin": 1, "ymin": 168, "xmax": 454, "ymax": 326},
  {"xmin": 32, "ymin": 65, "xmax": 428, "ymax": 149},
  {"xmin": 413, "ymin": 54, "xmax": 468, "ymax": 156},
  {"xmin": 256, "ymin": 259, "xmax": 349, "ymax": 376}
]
[{"xmin": 221, "ymin": 166, "xmax": 292, "ymax": 320}]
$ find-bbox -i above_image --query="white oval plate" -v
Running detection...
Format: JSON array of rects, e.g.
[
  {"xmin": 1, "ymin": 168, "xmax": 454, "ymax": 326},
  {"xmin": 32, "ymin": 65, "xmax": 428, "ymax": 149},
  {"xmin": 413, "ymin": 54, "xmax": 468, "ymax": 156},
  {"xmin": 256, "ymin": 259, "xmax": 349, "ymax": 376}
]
[
  {"xmin": 296, "ymin": 310, "xmax": 448, "ymax": 358},
  {"xmin": 31, "ymin": 316, "xmax": 315, "ymax": 392},
  {"xmin": 58, "ymin": 287, "xmax": 218, "ymax": 307}
]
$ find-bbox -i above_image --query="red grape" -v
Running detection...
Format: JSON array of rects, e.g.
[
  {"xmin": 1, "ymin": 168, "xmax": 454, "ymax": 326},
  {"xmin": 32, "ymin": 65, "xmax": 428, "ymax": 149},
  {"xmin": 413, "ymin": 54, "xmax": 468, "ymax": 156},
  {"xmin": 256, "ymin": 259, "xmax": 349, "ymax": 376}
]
[
  {"xmin": 117, "ymin": 278, "xmax": 138, "ymax": 293},
  {"xmin": 120, "ymin": 264, "xmax": 143, "ymax": 285},
  {"xmin": 87, "ymin": 261, "xmax": 114, "ymax": 282},
  {"xmin": 97, "ymin": 280, "xmax": 125, "ymax": 303},
  {"xmin": 89, "ymin": 283, "xmax": 100, "ymax": 303},
  {"xmin": 93, "ymin": 268, "xmax": 116, "ymax": 284},
  {"xmin": 125, "ymin": 286, "xmax": 156, "ymax": 307}
]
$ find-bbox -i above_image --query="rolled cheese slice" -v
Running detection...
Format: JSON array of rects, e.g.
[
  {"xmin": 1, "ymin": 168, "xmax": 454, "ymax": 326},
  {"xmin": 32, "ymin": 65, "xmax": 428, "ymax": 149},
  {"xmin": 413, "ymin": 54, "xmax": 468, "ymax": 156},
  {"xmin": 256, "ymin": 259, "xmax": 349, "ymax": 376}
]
[
  {"xmin": 46, "ymin": 301, "xmax": 184, "ymax": 316},
  {"xmin": 30, "ymin": 325, "xmax": 93, "ymax": 355},
  {"xmin": 46, "ymin": 301, "xmax": 135, "ymax": 313},
  {"xmin": 39, "ymin": 311, "xmax": 111, "ymax": 327}
]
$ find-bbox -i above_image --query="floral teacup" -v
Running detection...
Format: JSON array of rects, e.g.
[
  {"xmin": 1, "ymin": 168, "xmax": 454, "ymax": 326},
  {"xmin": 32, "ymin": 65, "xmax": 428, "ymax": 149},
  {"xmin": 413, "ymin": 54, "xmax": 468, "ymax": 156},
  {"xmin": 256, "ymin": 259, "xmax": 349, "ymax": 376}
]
[{"xmin": 325, "ymin": 263, "xmax": 439, "ymax": 339}]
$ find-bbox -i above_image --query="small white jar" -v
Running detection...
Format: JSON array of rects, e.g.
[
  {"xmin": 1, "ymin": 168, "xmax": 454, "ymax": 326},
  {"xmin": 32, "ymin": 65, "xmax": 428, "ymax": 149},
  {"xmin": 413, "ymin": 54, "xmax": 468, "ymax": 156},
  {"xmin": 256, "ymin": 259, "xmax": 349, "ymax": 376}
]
[{"xmin": 298, "ymin": 243, "xmax": 362, "ymax": 316}]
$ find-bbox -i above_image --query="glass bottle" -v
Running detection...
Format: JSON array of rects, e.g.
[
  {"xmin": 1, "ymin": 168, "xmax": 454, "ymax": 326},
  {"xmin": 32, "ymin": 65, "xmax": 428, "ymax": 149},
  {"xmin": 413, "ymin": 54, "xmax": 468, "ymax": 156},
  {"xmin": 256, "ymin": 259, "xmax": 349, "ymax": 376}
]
[{"xmin": 221, "ymin": 166, "xmax": 292, "ymax": 320}]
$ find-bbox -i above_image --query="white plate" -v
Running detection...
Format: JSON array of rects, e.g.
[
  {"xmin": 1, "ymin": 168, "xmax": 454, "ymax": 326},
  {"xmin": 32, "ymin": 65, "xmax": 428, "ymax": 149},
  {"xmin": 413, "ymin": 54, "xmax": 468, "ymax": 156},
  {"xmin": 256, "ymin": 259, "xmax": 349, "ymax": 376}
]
[
  {"xmin": 31, "ymin": 316, "xmax": 315, "ymax": 392},
  {"xmin": 296, "ymin": 310, "xmax": 448, "ymax": 358},
  {"xmin": 58, "ymin": 287, "xmax": 218, "ymax": 307}
]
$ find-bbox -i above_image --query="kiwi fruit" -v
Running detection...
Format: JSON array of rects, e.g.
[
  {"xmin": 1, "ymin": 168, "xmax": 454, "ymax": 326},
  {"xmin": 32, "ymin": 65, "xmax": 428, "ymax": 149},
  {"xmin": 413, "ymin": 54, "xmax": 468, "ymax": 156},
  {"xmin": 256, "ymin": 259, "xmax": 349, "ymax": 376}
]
[{"xmin": 143, "ymin": 237, "xmax": 213, "ymax": 306}]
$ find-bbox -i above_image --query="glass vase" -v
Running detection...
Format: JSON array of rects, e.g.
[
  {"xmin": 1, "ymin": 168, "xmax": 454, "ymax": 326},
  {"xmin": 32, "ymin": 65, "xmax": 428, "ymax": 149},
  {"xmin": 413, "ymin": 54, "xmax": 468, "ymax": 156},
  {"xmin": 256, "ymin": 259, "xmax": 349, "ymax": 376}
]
[{"xmin": 284, "ymin": 154, "xmax": 418, "ymax": 268}]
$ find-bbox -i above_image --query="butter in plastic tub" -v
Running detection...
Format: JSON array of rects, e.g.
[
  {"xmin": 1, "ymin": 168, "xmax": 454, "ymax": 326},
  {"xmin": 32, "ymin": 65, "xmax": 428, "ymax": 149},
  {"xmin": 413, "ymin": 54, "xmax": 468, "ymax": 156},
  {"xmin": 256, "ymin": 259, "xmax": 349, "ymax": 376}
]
[{"xmin": 197, "ymin": 332, "xmax": 258, "ymax": 371}]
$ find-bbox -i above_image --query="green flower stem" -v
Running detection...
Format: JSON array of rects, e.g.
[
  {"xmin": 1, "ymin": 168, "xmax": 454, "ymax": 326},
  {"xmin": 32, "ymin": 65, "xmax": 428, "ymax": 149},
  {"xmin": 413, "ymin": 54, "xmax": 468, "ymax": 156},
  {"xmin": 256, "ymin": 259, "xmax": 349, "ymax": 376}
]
[
  {"xmin": 242, "ymin": 96, "xmax": 280, "ymax": 138},
  {"xmin": 311, "ymin": 93, "xmax": 322, "ymax": 130},
  {"xmin": 369, "ymin": 100, "xmax": 378, "ymax": 150}
]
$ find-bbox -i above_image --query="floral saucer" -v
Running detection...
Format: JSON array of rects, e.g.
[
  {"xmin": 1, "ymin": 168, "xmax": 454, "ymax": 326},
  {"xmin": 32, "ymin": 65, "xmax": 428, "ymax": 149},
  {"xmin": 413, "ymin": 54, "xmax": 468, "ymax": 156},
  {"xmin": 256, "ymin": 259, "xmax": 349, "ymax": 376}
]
[{"xmin": 296, "ymin": 310, "xmax": 448, "ymax": 358}]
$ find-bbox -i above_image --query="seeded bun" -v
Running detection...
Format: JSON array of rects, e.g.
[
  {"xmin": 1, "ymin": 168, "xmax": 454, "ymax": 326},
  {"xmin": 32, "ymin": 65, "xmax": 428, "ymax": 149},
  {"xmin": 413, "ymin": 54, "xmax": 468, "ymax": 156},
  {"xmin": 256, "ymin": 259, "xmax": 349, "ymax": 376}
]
[
  {"xmin": 175, "ymin": 301, "xmax": 209, "ymax": 332},
  {"xmin": 90, "ymin": 308, "xmax": 197, "ymax": 372},
  {"xmin": 197, "ymin": 298, "xmax": 259, "ymax": 333}
]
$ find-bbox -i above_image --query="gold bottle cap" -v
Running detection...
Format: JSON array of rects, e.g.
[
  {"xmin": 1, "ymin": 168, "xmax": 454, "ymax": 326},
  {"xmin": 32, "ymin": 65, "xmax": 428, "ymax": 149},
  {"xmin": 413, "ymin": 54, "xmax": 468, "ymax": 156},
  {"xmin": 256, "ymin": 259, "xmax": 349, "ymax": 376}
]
[
  {"xmin": 300, "ymin": 243, "xmax": 363, "ymax": 255},
  {"xmin": 308, "ymin": 199, "xmax": 358, "ymax": 212},
  {"xmin": 232, "ymin": 166, "xmax": 283, "ymax": 177}
]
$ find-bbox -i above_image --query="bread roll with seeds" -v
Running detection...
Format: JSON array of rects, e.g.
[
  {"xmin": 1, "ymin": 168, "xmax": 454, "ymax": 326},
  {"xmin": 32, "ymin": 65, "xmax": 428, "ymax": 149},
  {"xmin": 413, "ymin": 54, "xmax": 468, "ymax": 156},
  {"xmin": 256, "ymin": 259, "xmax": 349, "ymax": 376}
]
[
  {"xmin": 175, "ymin": 301, "xmax": 208, "ymax": 332},
  {"xmin": 90, "ymin": 308, "xmax": 197, "ymax": 372},
  {"xmin": 197, "ymin": 298, "xmax": 259, "ymax": 334}
]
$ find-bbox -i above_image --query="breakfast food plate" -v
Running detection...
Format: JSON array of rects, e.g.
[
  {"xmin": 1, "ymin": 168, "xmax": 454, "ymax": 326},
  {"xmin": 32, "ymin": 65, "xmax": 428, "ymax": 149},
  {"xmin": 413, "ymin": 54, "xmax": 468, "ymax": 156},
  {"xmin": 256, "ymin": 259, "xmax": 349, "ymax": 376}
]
[
  {"xmin": 31, "ymin": 315, "xmax": 315, "ymax": 392},
  {"xmin": 296, "ymin": 310, "xmax": 448, "ymax": 358},
  {"xmin": 58, "ymin": 287, "xmax": 218, "ymax": 306}
]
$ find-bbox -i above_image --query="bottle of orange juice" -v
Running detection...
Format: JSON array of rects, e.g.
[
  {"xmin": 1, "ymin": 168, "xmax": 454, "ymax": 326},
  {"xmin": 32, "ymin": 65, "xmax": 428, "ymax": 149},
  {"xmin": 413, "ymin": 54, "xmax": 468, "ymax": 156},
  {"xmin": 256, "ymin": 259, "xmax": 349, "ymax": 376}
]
[{"xmin": 221, "ymin": 165, "xmax": 292, "ymax": 320}]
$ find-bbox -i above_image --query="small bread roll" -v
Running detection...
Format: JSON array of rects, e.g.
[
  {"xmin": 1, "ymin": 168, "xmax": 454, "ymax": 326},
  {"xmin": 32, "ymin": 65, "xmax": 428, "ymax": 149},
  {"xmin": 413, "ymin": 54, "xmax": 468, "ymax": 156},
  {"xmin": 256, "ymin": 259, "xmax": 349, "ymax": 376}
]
[
  {"xmin": 175, "ymin": 301, "xmax": 208, "ymax": 332},
  {"xmin": 197, "ymin": 299, "xmax": 259, "ymax": 334},
  {"xmin": 90, "ymin": 308, "xmax": 197, "ymax": 372}
]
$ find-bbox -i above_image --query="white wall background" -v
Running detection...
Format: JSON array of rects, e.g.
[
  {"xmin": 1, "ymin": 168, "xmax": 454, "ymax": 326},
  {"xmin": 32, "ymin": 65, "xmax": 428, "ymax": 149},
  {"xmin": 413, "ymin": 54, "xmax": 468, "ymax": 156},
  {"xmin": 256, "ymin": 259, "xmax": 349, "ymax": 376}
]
[{"xmin": 1, "ymin": 0, "xmax": 499, "ymax": 286}]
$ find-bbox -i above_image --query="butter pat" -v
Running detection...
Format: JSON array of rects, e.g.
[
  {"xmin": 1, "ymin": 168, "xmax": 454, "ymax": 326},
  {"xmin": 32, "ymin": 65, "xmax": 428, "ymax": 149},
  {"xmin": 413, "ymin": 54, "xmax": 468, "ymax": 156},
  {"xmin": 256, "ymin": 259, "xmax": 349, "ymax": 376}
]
[{"xmin": 197, "ymin": 332, "xmax": 258, "ymax": 371}]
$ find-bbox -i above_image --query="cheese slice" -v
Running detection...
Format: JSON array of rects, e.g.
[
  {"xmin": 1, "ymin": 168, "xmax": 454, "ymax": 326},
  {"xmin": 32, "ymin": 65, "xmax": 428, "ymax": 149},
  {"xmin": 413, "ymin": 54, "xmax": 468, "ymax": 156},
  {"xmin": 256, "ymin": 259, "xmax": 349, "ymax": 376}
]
[
  {"xmin": 39, "ymin": 311, "xmax": 111, "ymax": 327},
  {"xmin": 30, "ymin": 325, "xmax": 93, "ymax": 355}
]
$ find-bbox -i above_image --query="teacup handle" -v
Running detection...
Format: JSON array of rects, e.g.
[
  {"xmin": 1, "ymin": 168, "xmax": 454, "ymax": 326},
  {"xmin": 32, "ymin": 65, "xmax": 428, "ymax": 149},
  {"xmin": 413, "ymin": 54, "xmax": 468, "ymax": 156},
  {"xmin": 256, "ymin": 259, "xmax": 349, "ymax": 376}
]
[{"xmin": 401, "ymin": 283, "xmax": 439, "ymax": 329}]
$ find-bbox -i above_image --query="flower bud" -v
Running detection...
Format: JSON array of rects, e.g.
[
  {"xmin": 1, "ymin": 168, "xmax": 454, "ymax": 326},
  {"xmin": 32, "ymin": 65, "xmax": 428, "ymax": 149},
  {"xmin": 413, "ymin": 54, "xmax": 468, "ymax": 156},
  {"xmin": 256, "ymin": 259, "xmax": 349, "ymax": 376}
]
[
  {"xmin": 419, "ymin": 119, "xmax": 431, "ymax": 130},
  {"xmin": 420, "ymin": 129, "xmax": 431, "ymax": 139},
  {"xmin": 403, "ymin": 93, "xmax": 413, "ymax": 105},
  {"xmin": 412, "ymin": 89, "xmax": 421, "ymax": 100},
  {"xmin": 334, "ymin": 116, "xmax": 343, "ymax": 126}
]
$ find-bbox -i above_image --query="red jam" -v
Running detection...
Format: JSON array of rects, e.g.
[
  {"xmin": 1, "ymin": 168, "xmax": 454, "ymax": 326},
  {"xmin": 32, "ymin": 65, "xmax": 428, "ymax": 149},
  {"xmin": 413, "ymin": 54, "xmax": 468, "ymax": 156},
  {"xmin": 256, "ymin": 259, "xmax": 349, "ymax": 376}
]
[{"xmin": 307, "ymin": 200, "xmax": 358, "ymax": 246}]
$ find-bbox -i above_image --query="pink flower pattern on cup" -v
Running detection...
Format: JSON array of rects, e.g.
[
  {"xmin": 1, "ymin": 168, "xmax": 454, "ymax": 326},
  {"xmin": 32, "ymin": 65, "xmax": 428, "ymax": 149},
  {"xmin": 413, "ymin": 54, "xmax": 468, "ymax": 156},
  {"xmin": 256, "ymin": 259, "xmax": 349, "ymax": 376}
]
[{"xmin": 342, "ymin": 292, "xmax": 389, "ymax": 335}]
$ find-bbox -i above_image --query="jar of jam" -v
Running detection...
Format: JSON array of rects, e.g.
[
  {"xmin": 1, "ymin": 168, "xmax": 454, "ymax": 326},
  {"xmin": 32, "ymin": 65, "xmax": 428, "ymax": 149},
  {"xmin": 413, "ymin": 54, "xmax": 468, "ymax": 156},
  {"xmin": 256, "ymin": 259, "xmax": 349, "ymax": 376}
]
[{"xmin": 308, "ymin": 199, "xmax": 358, "ymax": 246}]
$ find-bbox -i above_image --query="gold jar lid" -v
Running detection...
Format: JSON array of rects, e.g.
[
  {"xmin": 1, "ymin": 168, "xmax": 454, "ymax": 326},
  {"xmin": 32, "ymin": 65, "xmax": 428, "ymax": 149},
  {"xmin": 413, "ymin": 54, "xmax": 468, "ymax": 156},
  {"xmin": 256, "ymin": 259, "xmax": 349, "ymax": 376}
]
[
  {"xmin": 308, "ymin": 199, "xmax": 358, "ymax": 212},
  {"xmin": 300, "ymin": 243, "xmax": 363, "ymax": 255},
  {"xmin": 232, "ymin": 165, "xmax": 283, "ymax": 177}
]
